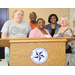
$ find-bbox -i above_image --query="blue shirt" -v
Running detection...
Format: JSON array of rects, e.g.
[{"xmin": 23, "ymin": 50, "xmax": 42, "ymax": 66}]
[{"xmin": 44, "ymin": 23, "xmax": 61, "ymax": 36}]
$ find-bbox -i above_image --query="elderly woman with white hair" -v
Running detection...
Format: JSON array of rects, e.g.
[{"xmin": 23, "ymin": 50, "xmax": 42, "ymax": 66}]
[{"xmin": 53, "ymin": 16, "xmax": 73, "ymax": 66}]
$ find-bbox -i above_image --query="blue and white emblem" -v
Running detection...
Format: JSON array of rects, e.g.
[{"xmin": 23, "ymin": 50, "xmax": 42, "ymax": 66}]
[{"xmin": 30, "ymin": 47, "xmax": 48, "ymax": 64}]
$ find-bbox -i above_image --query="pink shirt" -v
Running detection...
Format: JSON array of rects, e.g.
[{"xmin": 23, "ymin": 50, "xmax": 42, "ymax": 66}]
[{"xmin": 29, "ymin": 28, "xmax": 52, "ymax": 38}]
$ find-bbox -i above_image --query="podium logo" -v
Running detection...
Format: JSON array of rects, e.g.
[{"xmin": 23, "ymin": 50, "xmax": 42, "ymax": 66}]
[{"xmin": 30, "ymin": 47, "xmax": 48, "ymax": 64}]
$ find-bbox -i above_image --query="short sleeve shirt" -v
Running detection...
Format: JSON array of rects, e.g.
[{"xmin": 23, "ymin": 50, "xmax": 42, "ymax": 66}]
[
  {"xmin": 29, "ymin": 22, "xmax": 37, "ymax": 30},
  {"xmin": 1, "ymin": 19, "xmax": 31, "ymax": 38}
]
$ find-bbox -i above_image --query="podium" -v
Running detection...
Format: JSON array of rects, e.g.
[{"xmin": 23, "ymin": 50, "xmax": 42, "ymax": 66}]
[{"xmin": 0, "ymin": 37, "xmax": 75, "ymax": 66}]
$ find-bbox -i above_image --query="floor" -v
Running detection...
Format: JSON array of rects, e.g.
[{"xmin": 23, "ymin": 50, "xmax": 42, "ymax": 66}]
[{"xmin": 0, "ymin": 59, "xmax": 8, "ymax": 66}]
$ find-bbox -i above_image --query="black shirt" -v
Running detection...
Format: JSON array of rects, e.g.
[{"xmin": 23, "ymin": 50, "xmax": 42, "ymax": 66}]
[{"xmin": 51, "ymin": 29, "xmax": 55, "ymax": 37}]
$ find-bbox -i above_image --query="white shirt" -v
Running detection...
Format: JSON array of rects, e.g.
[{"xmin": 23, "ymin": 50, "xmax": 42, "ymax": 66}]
[{"xmin": 45, "ymin": 35, "xmax": 50, "ymax": 37}]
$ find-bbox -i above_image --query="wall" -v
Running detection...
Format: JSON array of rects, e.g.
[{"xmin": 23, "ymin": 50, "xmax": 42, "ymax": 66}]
[
  {"xmin": 9, "ymin": 8, "xmax": 70, "ymax": 25},
  {"xmin": 70, "ymin": 8, "xmax": 75, "ymax": 31}
]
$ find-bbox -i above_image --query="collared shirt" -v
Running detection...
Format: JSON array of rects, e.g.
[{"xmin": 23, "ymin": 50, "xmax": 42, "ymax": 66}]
[
  {"xmin": 29, "ymin": 22, "xmax": 37, "ymax": 30},
  {"xmin": 44, "ymin": 23, "xmax": 61, "ymax": 37}
]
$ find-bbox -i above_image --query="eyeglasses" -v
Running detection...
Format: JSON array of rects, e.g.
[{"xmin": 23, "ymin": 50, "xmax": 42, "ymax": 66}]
[
  {"xmin": 60, "ymin": 20, "xmax": 66, "ymax": 22},
  {"xmin": 30, "ymin": 15, "xmax": 36, "ymax": 17}
]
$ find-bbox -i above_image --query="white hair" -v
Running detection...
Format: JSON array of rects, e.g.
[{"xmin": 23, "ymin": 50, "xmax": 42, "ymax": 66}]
[
  {"xmin": 60, "ymin": 16, "xmax": 69, "ymax": 24},
  {"xmin": 13, "ymin": 9, "xmax": 24, "ymax": 18}
]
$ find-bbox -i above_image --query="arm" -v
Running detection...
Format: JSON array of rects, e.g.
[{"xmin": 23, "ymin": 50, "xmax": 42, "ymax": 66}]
[
  {"xmin": 27, "ymin": 23, "xmax": 31, "ymax": 37},
  {"xmin": 29, "ymin": 30, "xmax": 35, "ymax": 38},
  {"xmin": 1, "ymin": 32, "xmax": 7, "ymax": 38},
  {"xmin": 1, "ymin": 20, "xmax": 9, "ymax": 38},
  {"xmin": 64, "ymin": 29, "xmax": 74, "ymax": 49}
]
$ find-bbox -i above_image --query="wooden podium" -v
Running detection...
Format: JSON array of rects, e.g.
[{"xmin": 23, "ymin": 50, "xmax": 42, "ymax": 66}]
[{"xmin": 0, "ymin": 37, "xmax": 75, "ymax": 66}]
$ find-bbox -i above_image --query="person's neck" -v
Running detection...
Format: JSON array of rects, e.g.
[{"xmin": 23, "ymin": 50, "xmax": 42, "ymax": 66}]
[
  {"xmin": 38, "ymin": 28, "xmax": 44, "ymax": 31},
  {"xmin": 30, "ymin": 21, "xmax": 37, "ymax": 24},
  {"xmin": 51, "ymin": 23, "xmax": 56, "ymax": 26},
  {"xmin": 51, "ymin": 23, "xmax": 56, "ymax": 29}
]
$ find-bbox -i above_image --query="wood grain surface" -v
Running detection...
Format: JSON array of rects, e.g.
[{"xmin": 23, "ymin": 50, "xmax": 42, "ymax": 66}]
[{"xmin": 9, "ymin": 41, "xmax": 66, "ymax": 66}]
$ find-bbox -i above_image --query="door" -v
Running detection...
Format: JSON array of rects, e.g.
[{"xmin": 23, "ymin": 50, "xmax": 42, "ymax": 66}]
[{"xmin": 0, "ymin": 8, "xmax": 9, "ymax": 59}]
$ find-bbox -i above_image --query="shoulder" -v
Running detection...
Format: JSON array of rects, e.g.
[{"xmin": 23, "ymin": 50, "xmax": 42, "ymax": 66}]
[
  {"xmin": 67, "ymin": 28, "xmax": 72, "ymax": 31},
  {"xmin": 65, "ymin": 28, "xmax": 73, "ymax": 33},
  {"xmin": 64, "ymin": 28, "xmax": 73, "ymax": 36},
  {"xmin": 45, "ymin": 24, "xmax": 51, "ymax": 28},
  {"xmin": 21, "ymin": 21, "xmax": 30, "ymax": 26},
  {"xmin": 45, "ymin": 24, "xmax": 51, "ymax": 27},
  {"xmin": 22, "ymin": 21, "xmax": 30, "ymax": 24},
  {"xmin": 3, "ymin": 20, "xmax": 13, "ymax": 26},
  {"xmin": 32, "ymin": 28, "xmax": 38, "ymax": 32},
  {"xmin": 46, "ymin": 23, "xmax": 51, "ymax": 25},
  {"xmin": 56, "ymin": 23, "xmax": 61, "ymax": 27},
  {"xmin": 29, "ymin": 28, "xmax": 38, "ymax": 36},
  {"xmin": 66, "ymin": 28, "xmax": 72, "ymax": 31},
  {"xmin": 22, "ymin": 21, "xmax": 31, "ymax": 28},
  {"xmin": 5, "ymin": 20, "xmax": 13, "ymax": 23},
  {"xmin": 30, "ymin": 28, "xmax": 38, "ymax": 32}
]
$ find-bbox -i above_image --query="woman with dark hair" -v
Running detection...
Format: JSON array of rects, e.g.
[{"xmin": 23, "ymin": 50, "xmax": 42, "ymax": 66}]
[{"xmin": 44, "ymin": 14, "xmax": 61, "ymax": 37}]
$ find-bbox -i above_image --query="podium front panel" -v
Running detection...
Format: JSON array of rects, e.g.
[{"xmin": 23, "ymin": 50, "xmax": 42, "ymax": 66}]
[{"xmin": 9, "ymin": 40, "xmax": 66, "ymax": 66}]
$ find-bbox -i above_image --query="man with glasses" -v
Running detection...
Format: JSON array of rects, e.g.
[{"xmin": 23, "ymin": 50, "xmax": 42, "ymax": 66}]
[{"xmin": 29, "ymin": 12, "xmax": 37, "ymax": 30}]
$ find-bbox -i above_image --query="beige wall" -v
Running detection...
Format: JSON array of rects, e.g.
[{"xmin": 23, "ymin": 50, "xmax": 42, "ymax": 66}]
[{"xmin": 9, "ymin": 8, "xmax": 69, "ymax": 25}]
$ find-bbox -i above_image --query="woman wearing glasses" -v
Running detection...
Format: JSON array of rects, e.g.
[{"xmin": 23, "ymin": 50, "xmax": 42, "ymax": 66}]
[{"xmin": 53, "ymin": 16, "xmax": 73, "ymax": 66}]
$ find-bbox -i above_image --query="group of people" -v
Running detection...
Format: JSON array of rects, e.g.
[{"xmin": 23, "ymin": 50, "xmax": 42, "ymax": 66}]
[{"xmin": 1, "ymin": 9, "xmax": 75, "ymax": 66}]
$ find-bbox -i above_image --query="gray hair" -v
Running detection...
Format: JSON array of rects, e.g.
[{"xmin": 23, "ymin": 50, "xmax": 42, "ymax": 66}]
[
  {"xmin": 13, "ymin": 9, "xmax": 24, "ymax": 17},
  {"xmin": 60, "ymin": 16, "xmax": 69, "ymax": 24}
]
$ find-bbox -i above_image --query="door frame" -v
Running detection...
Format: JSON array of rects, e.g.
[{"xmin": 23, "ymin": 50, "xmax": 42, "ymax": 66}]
[{"xmin": 70, "ymin": 8, "xmax": 75, "ymax": 31}]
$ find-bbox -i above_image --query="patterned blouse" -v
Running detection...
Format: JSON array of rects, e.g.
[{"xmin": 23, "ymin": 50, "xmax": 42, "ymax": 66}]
[
  {"xmin": 68, "ymin": 40, "xmax": 75, "ymax": 53},
  {"xmin": 44, "ymin": 23, "xmax": 61, "ymax": 36},
  {"xmin": 53, "ymin": 28, "xmax": 73, "ymax": 37},
  {"xmin": 53, "ymin": 28, "xmax": 75, "ymax": 53}
]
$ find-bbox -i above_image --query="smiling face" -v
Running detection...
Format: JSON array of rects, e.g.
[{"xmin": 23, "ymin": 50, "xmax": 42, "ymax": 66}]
[
  {"xmin": 29, "ymin": 12, "xmax": 37, "ymax": 22},
  {"xmin": 37, "ymin": 19, "xmax": 45, "ymax": 29},
  {"xmin": 13, "ymin": 10, "xmax": 24, "ymax": 23},
  {"xmin": 50, "ymin": 16, "xmax": 57, "ymax": 24},
  {"xmin": 60, "ymin": 17, "xmax": 68, "ymax": 27}
]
